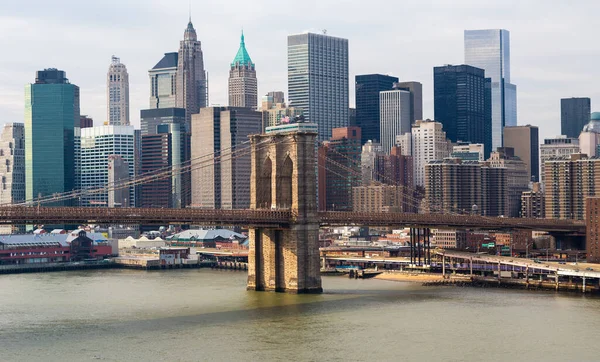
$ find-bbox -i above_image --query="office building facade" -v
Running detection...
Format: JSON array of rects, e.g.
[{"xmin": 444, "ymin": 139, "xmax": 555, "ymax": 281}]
[
  {"xmin": 25, "ymin": 69, "xmax": 79, "ymax": 206},
  {"xmin": 355, "ymin": 74, "xmax": 398, "ymax": 144},
  {"xmin": 411, "ymin": 120, "xmax": 451, "ymax": 187},
  {"xmin": 561, "ymin": 97, "xmax": 590, "ymax": 138},
  {"xmin": 149, "ymin": 52, "xmax": 178, "ymax": 109},
  {"xmin": 0, "ymin": 123, "xmax": 25, "ymax": 206},
  {"xmin": 229, "ymin": 32, "xmax": 257, "ymax": 109},
  {"xmin": 288, "ymin": 33, "xmax": 349, "ymax": 141},
  {"xmin": 322, "ymin": 127, "xmax": 361, "ymax": 211},
  {"xmin": 434, "ymin": 65, "xmax": 490, "ymax": 155},
  {"xmin": 380, "ymin": 89, "xmax": 411, "ymax": 153},
  {"xmin": 503, "ymin": 125, "xmax": 539, "ymax": 182},
  {"xmin": 107, "ymin": 155, "xmax": 130, "ymax": 207},
  {"xmin": 579, "ymin": 112, "xmax": 600, "ymax": 158},
  {"xmin": 107, "ymin": 56, "xmax": 130, "ymax": 126},
  {"xmin": 488, "ymin": 147, "xmax": 529, "ymax": 217},
  {"xmin": 140, "ymin": 107, "xmax": 186, "ymax": 136},
  {"xmin": 465, "ymin": 29, "xmax": 517, "ymax": 150},
  {"xmin": 393, "ymin": 81, "xmax": 423, "ymax": 125}
]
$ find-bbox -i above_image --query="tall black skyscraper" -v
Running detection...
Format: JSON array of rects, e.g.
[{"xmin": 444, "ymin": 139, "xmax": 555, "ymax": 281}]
[
  {"xmin": 355, "ymin": 74, "xmax": 398, "ymax": 144},
  {"xmin": 561, "ymin": 97, "xmax": 591, "ymax": 138},
  {"xmin": 434, "ymin": 65, "xmax": 491, "ymax": 156}
]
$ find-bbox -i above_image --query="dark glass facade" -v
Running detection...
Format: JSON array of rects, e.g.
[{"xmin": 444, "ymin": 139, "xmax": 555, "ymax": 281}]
[
  {"xmin": 561, "ymin": 97, "xmax": 591, "ymax": 138},
  {"xmin": 140, "ymin": 107, "xmax": 186, "ymax": 135},
  {"xmin": 434, "ymin": 65, "xmax": 490, "ymax": 156},
  {"xmin": 355, "ymin": 74, "xmax": 398, "ymax": 145},
  {"xmin": 324, "ymin": 127, "xmax": 362, "ymax": 211}
]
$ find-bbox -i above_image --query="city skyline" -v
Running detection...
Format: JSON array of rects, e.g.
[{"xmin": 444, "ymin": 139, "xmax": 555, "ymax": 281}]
[{"xmin": 0, "ymin": 1, "xmax": 599, "ymax": 143}]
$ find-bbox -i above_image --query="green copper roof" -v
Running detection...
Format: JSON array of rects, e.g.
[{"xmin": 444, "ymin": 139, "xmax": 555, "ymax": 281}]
[{"xmin": 231, "ymin": 31, "xmax": 254, "ymax": 67}]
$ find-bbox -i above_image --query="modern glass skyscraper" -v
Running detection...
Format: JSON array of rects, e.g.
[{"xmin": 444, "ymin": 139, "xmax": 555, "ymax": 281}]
[
  {"xmin": 465, "ymin": 29, "xmax": 517, "ymax": 150},
  {"xmin": 107, "ymin": 56, "xmax": 130, "ymax": 126},
  {"xmin": 149, "ymin": 52, "xmax": 178, "ymax": 109},
  {"xmin": 24, "ymin": 69, "xmax": 79, "ymax": 206},
  {"xmin": 80, "ymin": 125, "xmax": 135, "ymax": 207},
  {"xmin": 355, "ymin": 74, "xmax": 398, "ymax": 144},
  {"xmin": 434, "ymin": 64, "xmax": 491, "ymax": 156},
  {"xmin": 561, "ymin": 97, "xmax": 591, "ymax": 138},
  {"xmin": 288, "ymin": 33, "xmax": 349, "ymax": 142}
]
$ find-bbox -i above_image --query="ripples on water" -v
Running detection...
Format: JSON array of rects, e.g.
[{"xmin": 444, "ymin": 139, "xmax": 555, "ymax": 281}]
[{"xmin": 1, "ymin": 269, "xmax": 599, "ymax": 362}]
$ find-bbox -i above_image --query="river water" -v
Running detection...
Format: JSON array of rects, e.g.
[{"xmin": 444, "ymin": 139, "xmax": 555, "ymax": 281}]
[{"xmin": 1, "ymin": 269, "xmax": 599, "ymax": 362}]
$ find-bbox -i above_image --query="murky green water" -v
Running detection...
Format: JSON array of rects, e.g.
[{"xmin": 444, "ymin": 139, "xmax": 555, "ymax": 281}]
[{"xmin": 1, "ymin": 269, "xmax": 599, "ymax": 361}]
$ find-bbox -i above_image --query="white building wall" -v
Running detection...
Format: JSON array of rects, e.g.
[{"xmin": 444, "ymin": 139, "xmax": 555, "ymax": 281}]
[
  {"xmin": 380, "ymin": 90, "xmax": 411, "ymax": 154},
  {"xmin": 412, "ymin": 120, "xmax": 450, "ymax": 187}
]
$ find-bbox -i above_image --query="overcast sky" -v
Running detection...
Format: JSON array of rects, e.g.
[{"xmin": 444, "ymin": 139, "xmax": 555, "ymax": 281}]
[{"xmin": 1, "ymin": 0, "xmax": 598, "ymax": 141}]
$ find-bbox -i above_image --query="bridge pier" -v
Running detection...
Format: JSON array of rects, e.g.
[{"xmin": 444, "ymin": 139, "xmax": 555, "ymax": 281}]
[{"xmin": 246, "ymin": 131, "xmax": 322, "ymax": 294}]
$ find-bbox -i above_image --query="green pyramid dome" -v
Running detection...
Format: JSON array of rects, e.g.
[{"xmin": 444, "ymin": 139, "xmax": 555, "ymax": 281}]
[{"xmin": 231, "ymin": 31, "xmax": 254, "ymax": 67}]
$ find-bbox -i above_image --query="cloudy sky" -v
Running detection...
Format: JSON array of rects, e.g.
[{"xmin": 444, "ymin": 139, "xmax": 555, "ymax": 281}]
[{"xmin": 0, "ymin": 0, "xmax": 598, "ymax": 141}]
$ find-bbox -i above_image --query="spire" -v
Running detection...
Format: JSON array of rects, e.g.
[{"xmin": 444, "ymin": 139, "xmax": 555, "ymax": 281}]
[
  {"xmin": 184, "ymin": 17, "xmax": 197, "ymax": 41},
  {"xmin": 231, "ymin": 30, "xmax": 254, "ymax": 67}
]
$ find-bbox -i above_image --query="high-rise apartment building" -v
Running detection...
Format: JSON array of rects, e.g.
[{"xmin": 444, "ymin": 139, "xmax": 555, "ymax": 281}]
[
  {"xmin": 579, "ymin": 112, "xmax": 600, "ymax": 158},
  {"xmin": 465, "ymin": 29, "xmax": 517, "ymax": 150},
  {"xmin": 25, "ymin": 69, "xmax": 79, "ymax": 206},
  {"xmin": 521, "ymin": 182, "xmax": 544, "ymax": 218},
  {"xmin": 452, "ymin": 143, "xmax": 485, "ymax": 161},
  {"xmin": 322, "ymin": 127, "xmax": 361, "ymax": 211},
  {"xmin": 488, "ymin": 147, "xmax": 529, "ymax": 217},
  {"xmin": 355, "ymin": 74, "xmax": 398, "ymax": 144},
  {"xmin": 149, "ymin": 52, "xmax": 178, "ymax": 109},
  {"xmin": 586, "ymin": 197, "xmax": 600, "ymax": 263},
  {"xmin": 545, "ymin": 154, "xmax": 600, "ymax": 220},
  {"xmin": 504, "ymin": 125, "xmax": 539, "ymax": 182},
  {"xmin": 107, "ymin": 56, "xmax": 130, "ymax": 126},
  {"xmin": 0, "ymin": 123, "xmax": 25, "ymax": 233},
  {"xmin": 229, "ymin": 32, "xmax": 257, "ymax": 109},
  {"xmin": 380, "ymin": 89, "xmax": 411, "ymax": 153},
  {"xmin": 561, "ymin": 97, "xmax": 590, "ymax": 138},
  {"xmin": 288, "ymin": 33, "xmax": 349, "ymax": 142},
  {"xmin": 176, "ymin": 20, "xmax": 208, "ymax": 128},
  {"xmin": 260, "ymin": 94, "xmax": 303, "ymax": 131},
  {"xmin": 191, "ymin": 107, "xmax": 262, "ymax": 209},
  {"xmin": 425, "ymin": 158, "xmax": 507, "ymax": 216},
  {"xmin": 352, "ymin": 183, "xmax": 414, "ymax": 213},
  {"xmin": 107, "ymin": 155, "xmax": 130, "ymax": 207},
  {"xmin": 434, "ymin": 65, "xmax": 490, "ymax": 156},
  {"xmin": 79, "ymin": 126, "xmax": 135, "ymax": 207},
  {"xmin": 393, "ymin": 81, "xmax": 423, "ymax": 125},
  {"xmin": 540, "ymin": 136, "xmax": 580, "ymax": 189},
  {"xmin": 410, "ymin": 120, "xmax": 451, "ymax": 187}
]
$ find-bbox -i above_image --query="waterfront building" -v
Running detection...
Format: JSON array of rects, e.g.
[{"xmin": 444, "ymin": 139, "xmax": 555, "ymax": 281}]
[
  {"xmin": 544, "ymin": 153, "xmax": 600, "ymax": 220},
  {"xmin": 288, "ymin": 32, "xmax": 349, "ymax": 141},
  {"xmin": 229, "ymin": 32, "xmax": 257, "ymax": 109},
  {"xmin": 322, "ymin": 127, "xmax": 361, "ymax": 211},
  {"xmin": 452, "ymin": 143, "xmax": 484, "ymax": 162},
  {"xmin": 411, "ymin": 120, "xmax": 451, "ymax": 187},
  {"xmin": 561, "ymin": 97, "xmax": 591, "ymax": 138},
  {"xmin": 25, "ymin": 68, "xmax": 78, "ymax": 206},
  {"xmin": 380, "ymin": 89, "xmax": 411, "ymax": 153},
  {"xmin": 0, "ymin": 123, "xmax": 25, "ymax": 233},
  {"xmin": 425, "ymin": 158, "xmax": 507, "ymax": 216},
  {"xmin": 176, "ymin": 20, "xmax": 208, "ymax": 128},
  {"xmin": 465, "ymin": 29, "xmax": 517, "ymax": 149},
  {"xmin": 191, "ymin": 107, "xmax": 262, "ymax": 209},
  {"xmin": 434, "ymin": 65, "xmax": 490, "ymax": 156},
  {"xmin": 431, "ymin": 229, "xmax": 467, "ymax": 249},
  {"xmin": 540, "ymin": 136, "xmax": 580, "ymax": 189},
  {"xmin": 579, "ymin": 112, "xmax": 600, "ymax": 158},
  {"xmin": 106, "ymin": 56, "xmax": 130, "ymax": 126},
  {"xmin": 393, "ymin": 81, "xmax": 423, "ymax": 125},
  {"xmin": 149, "ymin": 52, "xmax": 178, "ymax": 109},
  {"xmin": 488, "ymin": 148, "xmax": 529, "ymax": 217},
  {"xmin": 355, "ymin": 74, "xmax": 398, "ymax": 144},
  {"xmin": 80, "ymin": 115, "xmax": 93, "ymax": 128},
  {"xmin": 140, "ymin": 107, "xmax": 186, "ymax": 136},
  {"xmin": 503, "ymin": 125, "xmax": 539, "ymax": 182},
  {"xmin": 79, "ymin": 125, "xmax": 135, "ymax": 207},
  {"xmin": 586, "ymin": 197, "xmax": 600, "ymax": 263},
  {"xmin": 107, "ymin": 155, "xmax": 130, "ymax": 207},
  {"xmin": 521, "ymin": 182, "xmax": 544, "ymax": 218}
]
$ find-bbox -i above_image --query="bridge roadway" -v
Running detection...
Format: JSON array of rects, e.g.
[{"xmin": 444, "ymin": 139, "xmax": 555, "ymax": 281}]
[{"xmin": 0, "ymin": 206, "xmax": 586, "ymax": 233}]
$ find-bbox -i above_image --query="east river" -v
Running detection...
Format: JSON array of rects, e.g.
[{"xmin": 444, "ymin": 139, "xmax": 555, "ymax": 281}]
[{"xmin": 1, "ymin": 269, "xmax": 599, "ymax": 362}]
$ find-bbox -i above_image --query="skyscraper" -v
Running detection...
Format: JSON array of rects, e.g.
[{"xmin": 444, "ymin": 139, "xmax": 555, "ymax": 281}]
[
  {"xmin": 288, "ymin": 32, "xmax": 349, "ymax": 142},
  {"xmin": 149, "ymin": 52, "xmax": 178, "ymax": 109},
  {"xmin": 465, "ymin": 29, "xmax": 517, "ymax": 150},
  {"xmin": 379, "ymin": 89, "xmax": 411, "ymax": 153},
  {"xmin": 561, "ymin": 97, "xmax": 591, "ymax": 138},
  {"xmin": 25, "ymin": 69, "xmax": 79, "ymax": 206},
  {"xmin": 322, "ymin": 127, "xmax": 361, "ymax": 211},
  {"xmin": 393, "ymin": 81, "xmax": 423, "ymax": 124},
  {"xmin": 0, "ymin": 123, "xmax": 25, "ymax": 205},
  {"xmin": 355, "ymin": 74, "xmax": 398, "ymax": 144},
  {"xmin": 540, "ymin": 136, "xmax": 580, "ymax": 189},
  {"xmin": 229, "ymin": 31, "xmax": 257, "ymax": 109},
  {"xmin": 434, "ymin": 65, "xmax": 490, "ymax": 156},
  {"xmin": 176, "ymin": 19, "xmax": 208, "ymax": 129},
  {"xmin": 410, "ymin": 120, "xmax": 451, "ymax": 187},
  {"xmin": 504, "ymin": 125, "xmax": 539, "ymax": 182},
  {"xmin": 107, "ymin": 56, "xmax": 130, "ymax": 126}
]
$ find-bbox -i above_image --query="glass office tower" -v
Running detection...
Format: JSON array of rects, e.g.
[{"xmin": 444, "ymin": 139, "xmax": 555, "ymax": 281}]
[
  {"xmin": 355, "ymin": 74, "xmax": 398, "ymax": 145},
  {"xmin": 465, "ymin": 29, "xmax": 517, "ymax": 151},
  {"xmin": 24, "ymin": 69, "xmax": 79, "ymax": 206},
  {"xmin": 288, "ymin": 33, "xmax": 349, "ymax": 142}
]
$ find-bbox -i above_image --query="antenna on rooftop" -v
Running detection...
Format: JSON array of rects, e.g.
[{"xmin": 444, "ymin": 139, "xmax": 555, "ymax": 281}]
[{"xmin": 322, "ymin": 29, "xmax": 327, "ymax": 35}]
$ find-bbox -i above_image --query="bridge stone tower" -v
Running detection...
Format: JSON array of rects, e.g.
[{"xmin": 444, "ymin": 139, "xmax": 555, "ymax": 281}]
[{"xmin": 247, "ymin": 131, "xmax": 322, "ymax": 293}]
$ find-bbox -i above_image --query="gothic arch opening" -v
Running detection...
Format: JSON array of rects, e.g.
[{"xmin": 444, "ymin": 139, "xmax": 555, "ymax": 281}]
[
  {"xmin": 257, "ymin": 157, "xmax": 272, "ymax": 209},
  {"xmin": 277, "ymin": 155, "xmax": 293, "ymax": 209}
]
